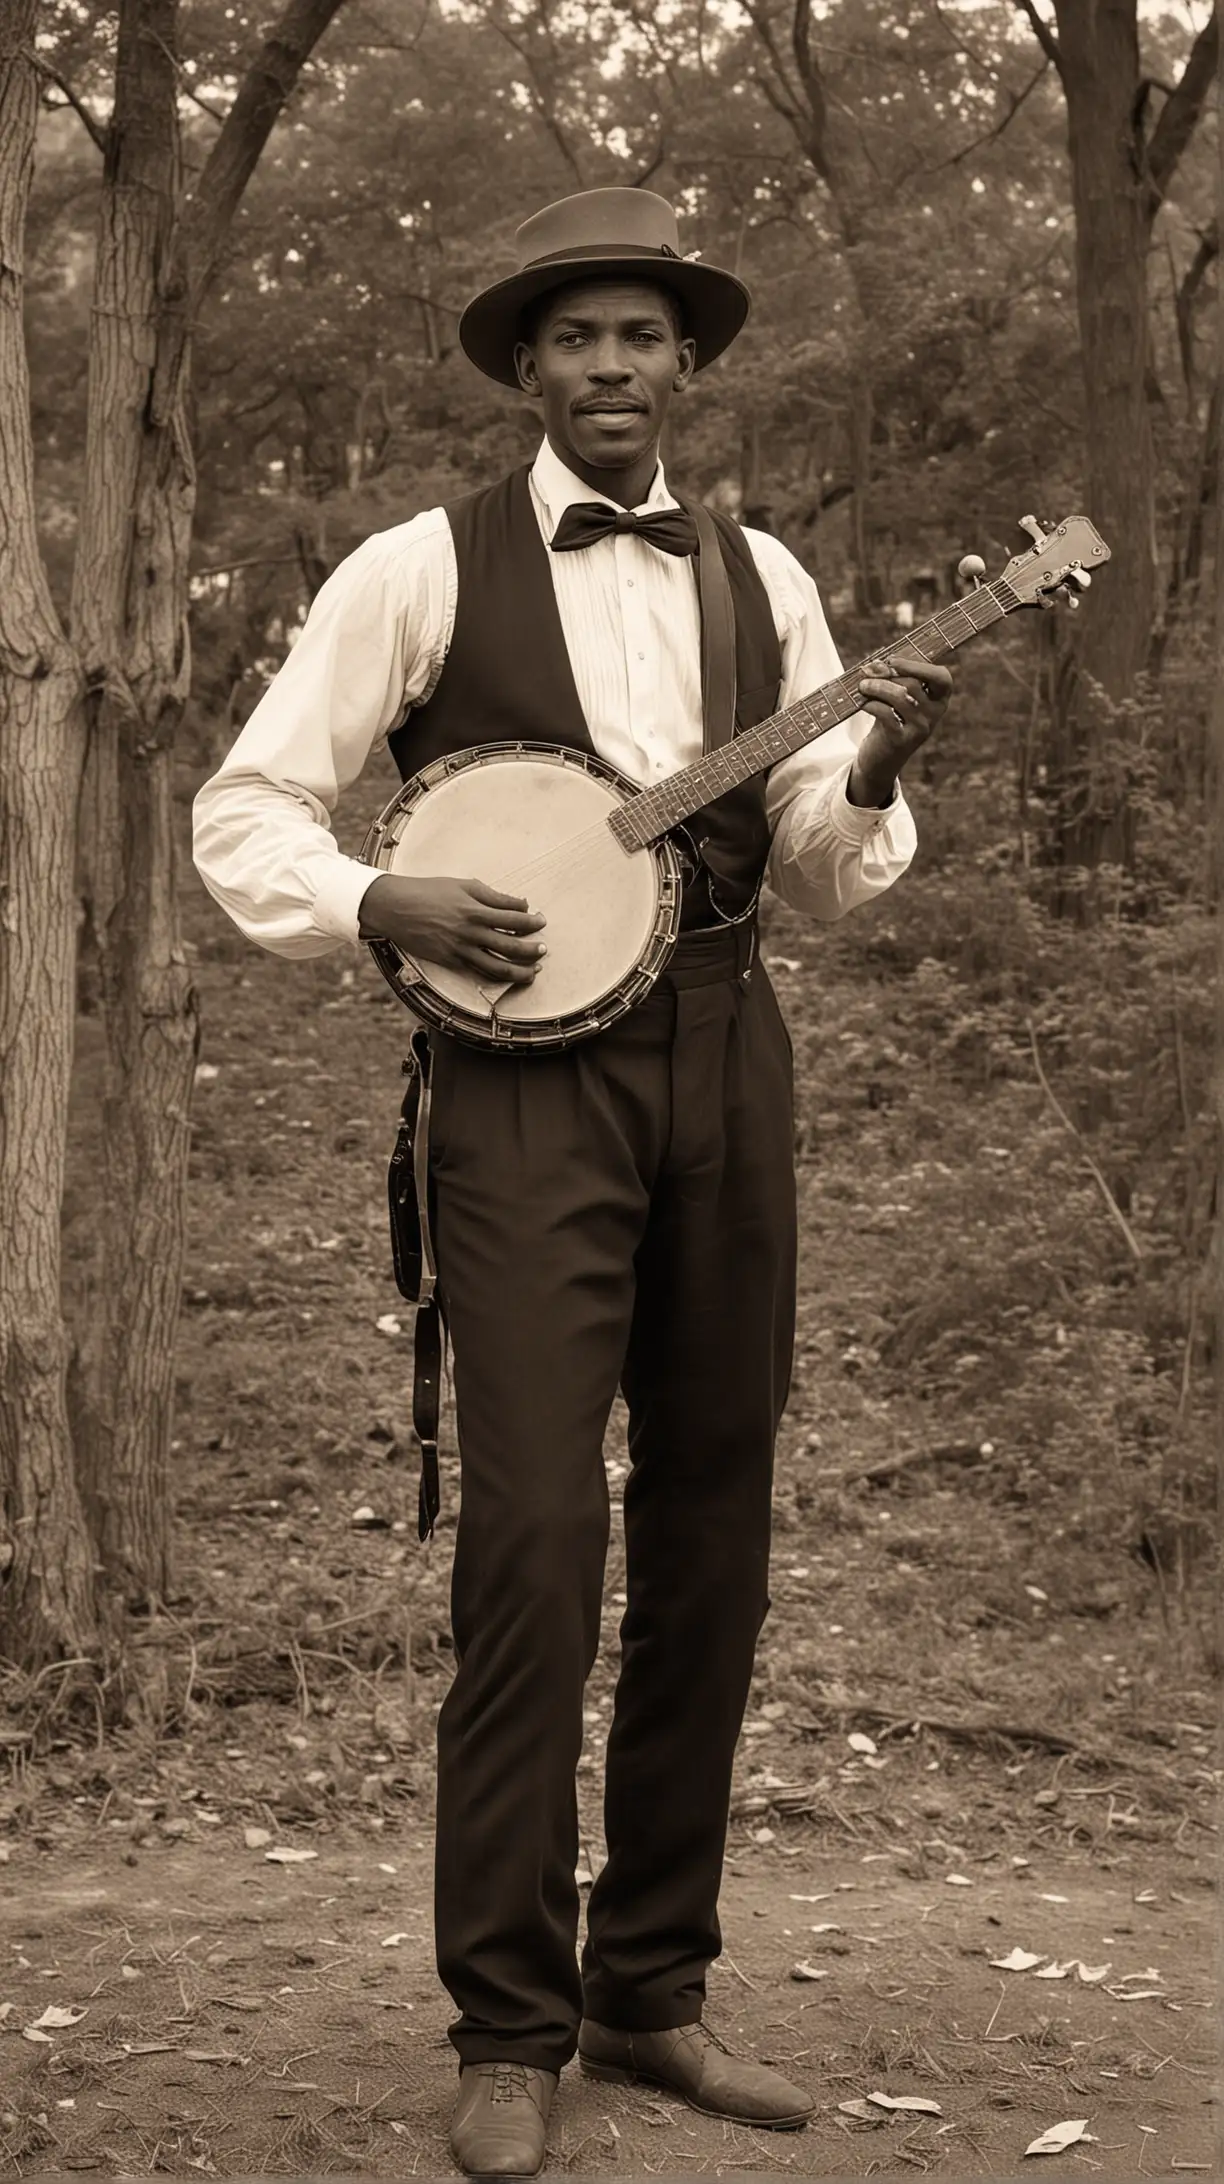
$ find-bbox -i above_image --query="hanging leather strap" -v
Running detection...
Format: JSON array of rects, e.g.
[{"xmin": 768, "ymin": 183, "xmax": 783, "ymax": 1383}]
[
  {"xmin": 686, "ymin": 500, "xmax": 738, "ymax": 754},
  {"xmin": 388, "ymin": 1026, "xmax": 444, "ymax": 1541}
]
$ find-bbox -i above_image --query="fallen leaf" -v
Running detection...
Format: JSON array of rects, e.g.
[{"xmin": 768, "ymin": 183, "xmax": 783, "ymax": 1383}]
[
  {"xmin": 790, "ymin": 1961, "xmax": 831, "ymax": 1982},
  {"xmin": 0, "ymin": 2002, "xmax": 14, "ymax": 2021},
  {"xmin": 30, "ymin": 2006, "xmax": 86, "ymax": 2029},
  {"xmin": 868, "ymin": 2092, "xmax": 943, "ymax": 2116},
  {"xmin": 838, "ymin": 2099, "xmax": 883, "ymax": 2122},
  {"xmin": 1038, "ymin": 1893, "xmax": 1069, "ymax": 1904},
  {"xmin": 808, "ymin": 1923, "xmax": 842, "ymax": 1934},
  {"xmin": 375, "ymin": 1315, "xmax": 402, "ymax": 1336},
  {"xmin": 1024, "ymin": 1585, "xmax": 1048, "ymax": 1602},
  {"xmin": 21, "ymin": 2027, "xmax": 53, "ymax": 2044},
  {"xmin": 789, "ymin": 1893, "xmax": 833, "ymax": 1903},
  {"xmin": 1025, "ymin": 2120, "xmax": 1089, "ymax": 2157},
  {"xmin": 381, "ymin": 1933, "xmax": 411, "ymax": 1948},
  {"xmin": 1134, "ymin": 1889, "xmax": 1159, "ymax": 1905},
  {"xmin": 264, "ymin": 1847, "xmax": 318, "ymax": 1865},
  {"xmin": 1034, "ymin": 1960, "xmax": 1078, "ymax": 1981},
  {"xmin": 945, "ymin": 1874, "xmax": 973, "ymax": 1887},
  {"xmin": 847, "ymin": 1732, "xmax": 877, "ymax": 1756},
  {"xmin": 243, "ymin": 1827, "xmax": 272, "ymax": 1850},
  {"xmin": 990, "ymin": 1948, "xmax": 1046, "ymax": 1972},
  {"xmin": 1076, "ymin": 1962, "xmax": 1111, "ymax": 1984}
]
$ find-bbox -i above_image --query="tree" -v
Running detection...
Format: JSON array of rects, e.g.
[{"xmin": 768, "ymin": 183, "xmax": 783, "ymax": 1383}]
[
  {"xmin": 0, "ymin": 0, "xmax": 351, "ymax": 1669},
  {"xmin": 0, "ymin": 0, "xmax": 96, "ymax": 1664},
  {"xmin": 1014, "ymin": 0, "xmax": 1218, "ymax": 897}
]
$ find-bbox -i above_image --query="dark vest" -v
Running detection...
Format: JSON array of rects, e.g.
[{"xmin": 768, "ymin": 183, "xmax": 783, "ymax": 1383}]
[{"xmin": 387, "ymin": 466, "xmax": 783, "ymax": 927}]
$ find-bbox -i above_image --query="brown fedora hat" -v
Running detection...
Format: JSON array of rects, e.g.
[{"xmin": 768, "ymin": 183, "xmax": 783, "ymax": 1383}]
[{"xmin": 458, "ymin": 187, "xmax": 751, "ymax": 389}]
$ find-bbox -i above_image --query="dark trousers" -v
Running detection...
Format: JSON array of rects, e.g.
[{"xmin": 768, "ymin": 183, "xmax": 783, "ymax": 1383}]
[{"xmin": 428, "ymin": 923, "xmax": 797, "ymax": 2075}]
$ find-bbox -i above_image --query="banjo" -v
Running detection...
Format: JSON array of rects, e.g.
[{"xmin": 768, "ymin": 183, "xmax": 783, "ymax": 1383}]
[{"xmin": 361, "ymin": 515, "xmax": 1109, "ymax": 1052}]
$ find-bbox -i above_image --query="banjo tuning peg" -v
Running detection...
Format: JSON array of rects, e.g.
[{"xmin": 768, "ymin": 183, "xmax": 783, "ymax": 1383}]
[
  {"xmin": 1018, "ymin": 514, "xmax": 1049, "ymax": 549},
  {"xmin": 957, "ymin": 552, "xmax": 986, "ymax": 589}
]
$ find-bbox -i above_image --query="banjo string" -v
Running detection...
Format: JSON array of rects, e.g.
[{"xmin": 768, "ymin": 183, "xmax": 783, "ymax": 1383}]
[{"xmin": 493, "ymin": 815, "xmax": 638, "ymax": 897}]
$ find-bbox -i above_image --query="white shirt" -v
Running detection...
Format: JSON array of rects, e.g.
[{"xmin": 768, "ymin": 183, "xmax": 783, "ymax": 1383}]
[{"xmin": 192, "ymin": 438, "xmax": 916, "ymax": 957}]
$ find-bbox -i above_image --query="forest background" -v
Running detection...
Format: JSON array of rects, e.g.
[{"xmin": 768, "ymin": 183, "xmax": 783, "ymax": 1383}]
[{"xmin": 0, "ymin": 2, "xmax": 1219, "ymax": 2172}]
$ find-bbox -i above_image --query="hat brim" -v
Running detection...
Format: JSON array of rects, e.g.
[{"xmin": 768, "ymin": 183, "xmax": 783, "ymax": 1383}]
[{"xmin": 458, "ymin": 250, "xmax": 751, "ymax": 389}]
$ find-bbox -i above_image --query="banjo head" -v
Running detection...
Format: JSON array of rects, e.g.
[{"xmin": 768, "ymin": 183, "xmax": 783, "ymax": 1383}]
[{"xmin": 361, "ymin": 744, "xmax": 681, "ymax": 1049}]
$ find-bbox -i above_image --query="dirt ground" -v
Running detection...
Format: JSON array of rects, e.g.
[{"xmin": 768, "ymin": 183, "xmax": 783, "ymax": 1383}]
[
  {"xmin": 3, "ymin": 756, "xmax": 1217, "ymax": 2177},
  {"xmin": 0, "ymin": 1816, "xmax": 1215, "ymax": 2177}
]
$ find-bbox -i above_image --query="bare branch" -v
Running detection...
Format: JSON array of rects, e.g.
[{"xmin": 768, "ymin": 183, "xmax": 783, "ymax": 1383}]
[
  {"xmin": 1143, "ymin": 6, "xmax": 1219, "ymax": 219},
  {"xmin": 180, "ymin": 79, "xmax": 227, "ymax": 125},
  {"xmin": 184, "ymin": 0, "xmax": 352, "ymax": 308},
  {"xmin": 740, "ymin": 0, "xmax": 803, "ymax": 122},
  {"xmin": 27, "ymin": 53, "xmax": 107, "ymax": 152},
  {"xmin": 1012, "ymin": 0, "xmax": 1062, "ymax": 78},
  {"xmin": 789, "ymin": 0, "xmax": 831, "ymax": 182},
  {"xmin": 929, "ymin": 56, "xmax": 1052, "ymax": 173},
  {"xmin": 1174, "ymin": 221, "xmax": 1218, "ymax": 396}
]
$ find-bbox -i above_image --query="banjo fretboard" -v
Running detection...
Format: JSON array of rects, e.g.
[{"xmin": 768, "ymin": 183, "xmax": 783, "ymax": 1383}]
[{"xmin": 607, "ymin": 576, "xmax": 1021, "ymax": 850}]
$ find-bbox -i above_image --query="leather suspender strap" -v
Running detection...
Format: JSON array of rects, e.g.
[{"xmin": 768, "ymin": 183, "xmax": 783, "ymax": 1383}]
[
  {"xmin": 687, "ymin": 500, "xmax": 738, "ymax": 754},
  {"xmin": 388, "ymin": 1026, "xmax": 444, "ymax": 1542}
]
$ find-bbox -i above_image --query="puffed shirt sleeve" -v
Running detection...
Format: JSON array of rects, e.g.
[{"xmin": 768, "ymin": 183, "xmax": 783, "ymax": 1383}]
[
  {"xmin": 742, "ymin": 528, "xmax": 918, "ymax": 922},
  {"xmin": 191, "ymin": 511, "xmax": 456, "ymax": 958}
]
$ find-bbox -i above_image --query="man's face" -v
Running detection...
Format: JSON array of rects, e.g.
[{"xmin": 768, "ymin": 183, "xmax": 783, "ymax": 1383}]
[{"xmin": 514, "ymin": 280, "xmax": 696, "ymax": 475}]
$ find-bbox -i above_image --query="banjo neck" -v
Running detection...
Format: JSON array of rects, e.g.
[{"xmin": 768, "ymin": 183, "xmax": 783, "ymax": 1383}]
[{"xmin": 606, "ymin": 576, "xmax": 1019, "ymax": 853}]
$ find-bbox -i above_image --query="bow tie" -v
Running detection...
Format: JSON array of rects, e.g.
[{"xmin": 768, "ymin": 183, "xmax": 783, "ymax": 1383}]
[{"xmin": 550, "ymin": 501, "xmax": 699, "ymax": 558}]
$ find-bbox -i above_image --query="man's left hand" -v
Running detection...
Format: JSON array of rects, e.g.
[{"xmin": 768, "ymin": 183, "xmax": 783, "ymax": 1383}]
[{"xmin": 847, "ymin": 649, "xmax": 955, "ymax": 807}]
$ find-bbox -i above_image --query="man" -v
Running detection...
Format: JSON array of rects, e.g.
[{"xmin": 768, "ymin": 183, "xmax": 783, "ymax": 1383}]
[{"xmin": 194, "ymin": 187, "xmax": 954, "ymax": 2177}]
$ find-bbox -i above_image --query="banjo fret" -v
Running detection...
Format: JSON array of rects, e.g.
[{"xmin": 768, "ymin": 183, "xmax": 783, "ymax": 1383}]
[{"xmin": 611, "ymin": 579, "xmax": 1019, "ymax": 851}]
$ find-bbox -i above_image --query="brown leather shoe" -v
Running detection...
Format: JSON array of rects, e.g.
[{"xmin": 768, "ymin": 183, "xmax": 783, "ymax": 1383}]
[
  {"xmin": 578, "ymin": 2019, "xmax": 813, "ymax": 2129},
  {"xmin": 449, "ymin": 2062, "xmax": 558, "ymax": 2177}
]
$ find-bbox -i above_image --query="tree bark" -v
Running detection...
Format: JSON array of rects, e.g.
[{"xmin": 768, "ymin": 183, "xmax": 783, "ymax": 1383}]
[
  {"xmin": 0, "ymin": 0, "xmax": 96, "ymax": 1662},
  {"xmin": 67, "ymin": 0, "xmax": 350, "ymax": 1605},
  {"xmin": 67, "ymin": 0, "xmax": 198, "ymax": 1602},
  {"xmin": 1028, "ymin": 1, "xmax": 1217, "ymax": 906}
]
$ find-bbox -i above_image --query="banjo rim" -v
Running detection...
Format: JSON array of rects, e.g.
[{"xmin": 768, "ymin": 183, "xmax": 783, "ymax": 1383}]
[{"xmin": 360, "ymin": 741, "xmax": 685, "ymax": 1053}]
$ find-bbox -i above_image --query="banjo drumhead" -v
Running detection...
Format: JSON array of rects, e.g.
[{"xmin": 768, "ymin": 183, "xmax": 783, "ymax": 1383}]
[{"xmin": 381, "ymin": 753, "xmax": 662, "ymax": 1027}]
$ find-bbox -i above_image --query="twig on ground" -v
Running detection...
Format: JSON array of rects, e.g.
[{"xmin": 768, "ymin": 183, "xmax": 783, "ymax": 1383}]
[
  {"xmin": 815, "ymin": 1440, "xmax": 986, "ymax": 1488},
  {"xmin": 1025, "ymin": 1017, "xmax": 1144, "ymax": 1260}
]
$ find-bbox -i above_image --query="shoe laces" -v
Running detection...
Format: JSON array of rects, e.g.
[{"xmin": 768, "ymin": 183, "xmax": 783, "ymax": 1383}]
[{"xmin": 489, "ymin": 2062, "xmax": 532, "ymax": 2104}]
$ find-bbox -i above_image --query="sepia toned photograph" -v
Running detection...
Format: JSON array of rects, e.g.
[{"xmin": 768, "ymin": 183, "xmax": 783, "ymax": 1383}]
[{"xmin": 0, "ymin": 1, "xmax": 1218, "ymax": 2176}]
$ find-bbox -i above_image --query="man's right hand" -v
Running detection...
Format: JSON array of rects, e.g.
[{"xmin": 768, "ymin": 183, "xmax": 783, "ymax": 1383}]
[{"xmin": 357, "ymin": 874, "xmax": 547, "ymax": 984}]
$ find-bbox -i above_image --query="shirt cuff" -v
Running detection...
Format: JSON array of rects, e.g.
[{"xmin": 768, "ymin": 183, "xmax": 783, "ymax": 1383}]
[
  {"xmin": 311, "ymin": 852, "xmax": 383, "ymax": 947},
  {"xmin": 829, "ymin": 761, "xmax": 899, "ymax": 843}
]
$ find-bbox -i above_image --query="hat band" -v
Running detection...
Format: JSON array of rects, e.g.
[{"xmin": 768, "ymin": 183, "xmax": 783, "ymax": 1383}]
[{"xmin": 519, "ymin": 240, "xmax": 684, "ymax": 272}]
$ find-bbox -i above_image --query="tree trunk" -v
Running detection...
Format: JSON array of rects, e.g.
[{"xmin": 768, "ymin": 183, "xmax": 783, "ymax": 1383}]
[
  {"xmin": 1038, "ymin": 0, "xmax": 1216, "ymax": 909},
  {"xmin": 65, "ymin": 0, "xmax": 351, "ymax": 1610},
  {"xmin": 65, "ymin": 0, "xmax": 200, "ymax": 1604},
  {"xmin": 0, "ymin": 2, "xmax": 97, "ymax": 1662}
]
